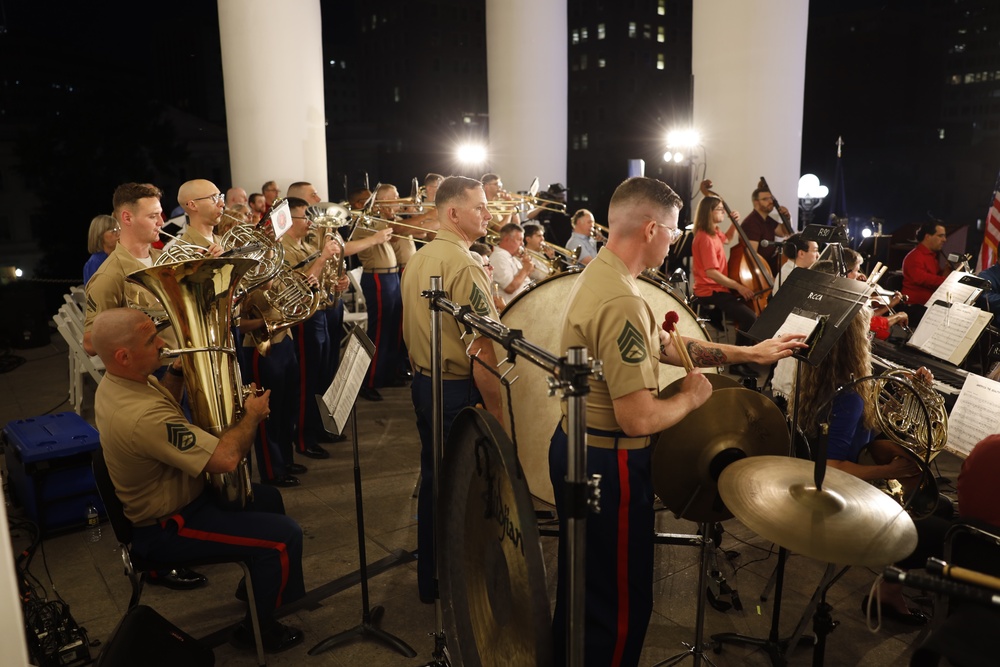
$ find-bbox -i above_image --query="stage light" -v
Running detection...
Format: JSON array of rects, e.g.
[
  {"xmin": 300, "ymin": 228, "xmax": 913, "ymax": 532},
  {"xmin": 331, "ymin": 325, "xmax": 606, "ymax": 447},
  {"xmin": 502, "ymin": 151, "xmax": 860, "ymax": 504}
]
[
  {"xmin": 14, "ymin": 268, "xmax": 22, "ymax": 278},
  {"xmin": 663, "ymin": 151, "xmax": 673, "ymax": 162},
  {"xmin": 666, "ymin": 128, "xmax": 701, "ymax": 149},
  {"xmin": 456, "ymin": 143, "xmax": 487, "ymax": 165},
  {"xmin": 861, "ymin": 228, "xmax": 873, "ymax": 239}
]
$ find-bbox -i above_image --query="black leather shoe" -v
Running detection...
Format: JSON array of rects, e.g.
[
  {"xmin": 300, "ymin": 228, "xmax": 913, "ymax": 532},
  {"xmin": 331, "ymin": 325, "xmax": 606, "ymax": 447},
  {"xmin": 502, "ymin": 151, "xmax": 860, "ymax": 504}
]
[
  {"xmin": 286, "ymin": 463, "xmax": 308, "ymax": 475},
  {"xmin": 358, "ymin": 386, "xmax": 383, "ymax": 401},
  {"xmin": 860, "ymin": 595, "xmax": 928, "ymax": 626},
  {"xmin": 263, "ymin": 474, "xmax": 300, "ymax": 488},
  {"xmin": 233, "ymin": 619, "xmax": 304, "ymax": 653},
  {"xmin": 300, "ymin": 445, "xmax": 330, "ymax": 459},
  {"xmin": 147, "ymin": 567, "xmax": 208, "ymax": 590},
  {"xmin": 317, "ymin": 431, "xmax": 347, "ymax": 444}
]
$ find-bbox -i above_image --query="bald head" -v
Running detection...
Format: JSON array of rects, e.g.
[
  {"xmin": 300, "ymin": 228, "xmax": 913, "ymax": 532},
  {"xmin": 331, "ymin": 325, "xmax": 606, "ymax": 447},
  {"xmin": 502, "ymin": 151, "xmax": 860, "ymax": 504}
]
[
  {"xmin": 92, "ymin": 308, "xmax": 148, "ymax": 364},
  {"xmin": 286, "ymin": 182, "xmax": 321, "ymax": 203},
  {"xmin": 178, "ymin": 179, "xmax": 220, "ymax": 208},
  {"xmin": 226, "ymin": 187, "xmax": 248, "ymax": 206}
]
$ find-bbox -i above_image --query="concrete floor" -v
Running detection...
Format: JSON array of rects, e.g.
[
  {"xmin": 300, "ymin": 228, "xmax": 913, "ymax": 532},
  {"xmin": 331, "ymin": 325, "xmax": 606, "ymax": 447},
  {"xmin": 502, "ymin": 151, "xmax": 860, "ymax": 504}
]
[{"xmin": 0, "ymin": 332, "xmax": 958, "ymax": 666}]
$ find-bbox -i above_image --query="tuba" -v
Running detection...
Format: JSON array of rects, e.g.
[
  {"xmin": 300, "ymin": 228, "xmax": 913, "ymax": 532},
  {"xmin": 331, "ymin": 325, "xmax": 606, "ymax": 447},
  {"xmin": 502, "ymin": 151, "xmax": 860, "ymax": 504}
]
[
  {"xmin": 127, "ymin": 257, "xmax": 260, "ymax": 510},
  {"xmin": 873, "ymin": 369, "xmax": 947, "ymax": 519}
]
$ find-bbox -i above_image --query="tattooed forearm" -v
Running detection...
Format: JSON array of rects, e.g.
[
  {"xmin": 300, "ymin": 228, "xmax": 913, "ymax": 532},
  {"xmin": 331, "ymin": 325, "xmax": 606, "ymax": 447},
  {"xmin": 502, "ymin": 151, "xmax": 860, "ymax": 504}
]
[{"xmin": 687, "ymin": 340, "xmax": 728, "ymax": 367}]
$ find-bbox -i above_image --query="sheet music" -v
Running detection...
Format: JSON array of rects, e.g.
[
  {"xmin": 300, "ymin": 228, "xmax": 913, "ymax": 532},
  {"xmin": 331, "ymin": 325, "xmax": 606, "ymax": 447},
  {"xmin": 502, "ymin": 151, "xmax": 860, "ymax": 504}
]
[
  {"xmin": 773, "ymin": 312, "xmax": 820, "ymax": 338},
  {"xmin": 947, "ymin": 373, "xmax": 1000, "ymax": 458},
  {"xmin": 927, "ymin": 271, "xmax": 982, "ymax": 307},
  {"xmin": 320, "ymin": 330, "xmax": 373, "ymax": 434},
  {"xmin": 908, "ymin": 301, "xmax": 991, "ymax": 364}
]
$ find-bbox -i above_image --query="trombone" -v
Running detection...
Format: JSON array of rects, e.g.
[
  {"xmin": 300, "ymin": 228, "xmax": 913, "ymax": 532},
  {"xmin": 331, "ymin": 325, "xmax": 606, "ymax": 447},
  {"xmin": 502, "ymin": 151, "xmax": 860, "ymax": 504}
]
[
  {"xmin": 518, "ymin": 192, "xmax": 567, "ymax": 214},
  {"xmin": 348, "ymin": 213, "xmax": 432, "ymax": 245}
]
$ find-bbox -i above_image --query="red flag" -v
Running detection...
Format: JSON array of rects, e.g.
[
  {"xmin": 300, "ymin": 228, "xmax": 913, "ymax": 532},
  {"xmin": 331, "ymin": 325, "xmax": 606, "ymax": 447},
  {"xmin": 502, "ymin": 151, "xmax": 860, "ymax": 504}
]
[{"xmin": 977, "ymin": 171, "xmax": 1000, "ymax": 272}]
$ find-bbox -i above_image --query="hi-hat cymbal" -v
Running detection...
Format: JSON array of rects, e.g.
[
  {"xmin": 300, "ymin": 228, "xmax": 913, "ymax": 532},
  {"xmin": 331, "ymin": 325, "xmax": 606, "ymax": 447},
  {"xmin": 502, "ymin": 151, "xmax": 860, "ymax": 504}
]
[
  {"xmin": 439, "ymin": 408, "xmax": 552, "ymax": 667},
  {"xmin": 652, "ymin": 386, "xmax": 788, "ymax": 523},
  {"xmin": 718, "ymin": 456, "xmax": 917, "ymax": 567}
]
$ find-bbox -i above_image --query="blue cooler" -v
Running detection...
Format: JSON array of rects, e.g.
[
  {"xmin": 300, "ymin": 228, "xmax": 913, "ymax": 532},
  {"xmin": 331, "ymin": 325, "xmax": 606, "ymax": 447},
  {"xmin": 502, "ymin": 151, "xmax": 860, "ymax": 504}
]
[{"xmin": 4, "ymin": 412, "xmax": 104, "ymax": 534}]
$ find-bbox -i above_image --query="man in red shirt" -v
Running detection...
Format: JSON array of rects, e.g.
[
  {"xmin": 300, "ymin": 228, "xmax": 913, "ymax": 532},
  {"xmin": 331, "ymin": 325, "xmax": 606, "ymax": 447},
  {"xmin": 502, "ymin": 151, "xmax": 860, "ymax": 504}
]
[{"xmin": 901, "ymin": 221, "xmax": 950, "ymax": 306}]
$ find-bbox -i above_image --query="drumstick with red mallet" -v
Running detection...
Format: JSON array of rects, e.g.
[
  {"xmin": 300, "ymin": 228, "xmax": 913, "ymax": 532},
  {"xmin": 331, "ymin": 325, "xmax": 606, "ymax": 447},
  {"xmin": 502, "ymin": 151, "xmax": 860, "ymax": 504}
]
[{"xmin": 662, "ymin": 311, "xmax": 694, "ymax": 372}]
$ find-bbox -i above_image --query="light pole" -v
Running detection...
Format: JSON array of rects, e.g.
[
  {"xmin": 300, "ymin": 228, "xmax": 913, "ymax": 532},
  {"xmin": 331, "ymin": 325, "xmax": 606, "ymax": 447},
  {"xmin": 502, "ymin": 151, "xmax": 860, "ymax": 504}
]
[
  {"xmin": 797, "ymin": 173, "xmax": 829, "ymax": 228},
  {"xmin": 664, "ymin": 128, "xmax": 702, "ymax": 228}
]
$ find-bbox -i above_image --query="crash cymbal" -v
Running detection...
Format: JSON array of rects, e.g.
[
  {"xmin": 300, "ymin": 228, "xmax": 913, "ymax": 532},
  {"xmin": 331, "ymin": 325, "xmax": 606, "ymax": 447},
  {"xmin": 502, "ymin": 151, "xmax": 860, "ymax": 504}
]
[
  {"xmin": 718, "ymin": 456, "xmax": 917, "ymax": 567},
  {"xmin": 438, "ymin": 408, "xmax": 552, "ymax": 667},
  {"xmin": 651, "ymin": 386, "xmax": 788, "ymax": 523}
]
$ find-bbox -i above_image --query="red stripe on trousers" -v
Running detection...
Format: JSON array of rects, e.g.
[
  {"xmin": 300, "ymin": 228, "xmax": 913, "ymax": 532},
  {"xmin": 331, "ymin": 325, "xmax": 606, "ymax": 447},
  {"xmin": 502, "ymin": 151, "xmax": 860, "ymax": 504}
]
[
  {"xmin": 252, "ymin": 349, "xmax": 274, "ymax": 478},
  {"xmin": 612, "ymin": 449, "xmax": 631, "ymax": 666},
  {"xmin": 367, "ymin": 274, "xmax": 383, "ymax": 387},
  {"xmin": 171, "ymin": 514, "xmax": 291, "ymax": 608},
  {"xmin": 295, "ymin": 322, "xmax": 307, "ymax": 451}
]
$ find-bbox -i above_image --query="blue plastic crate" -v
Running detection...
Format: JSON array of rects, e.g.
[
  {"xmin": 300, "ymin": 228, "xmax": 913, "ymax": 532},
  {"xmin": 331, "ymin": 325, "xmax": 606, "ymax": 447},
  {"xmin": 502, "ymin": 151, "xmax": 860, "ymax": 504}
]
[{"xmin": 4, "ymin": 412, "xmax": 104, "ymax": 533}]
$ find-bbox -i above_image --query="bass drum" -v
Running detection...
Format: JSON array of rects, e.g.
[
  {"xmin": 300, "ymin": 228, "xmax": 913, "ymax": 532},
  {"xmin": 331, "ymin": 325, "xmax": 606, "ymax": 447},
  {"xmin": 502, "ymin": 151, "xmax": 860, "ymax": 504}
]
[{"xmin": 498, "ymin": 270, "xmax": 715, "ymax": 506}]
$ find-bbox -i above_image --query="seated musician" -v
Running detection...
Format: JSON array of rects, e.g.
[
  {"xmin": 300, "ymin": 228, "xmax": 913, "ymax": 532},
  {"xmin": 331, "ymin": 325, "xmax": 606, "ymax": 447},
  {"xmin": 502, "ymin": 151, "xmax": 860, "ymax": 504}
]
[
  {"xmin": 690, "ymin": 195, "xmax": 757, "ymax": 337},
  {"xmin": 740, "ymin": 186, "xmax": 793, "ymax": 274},
  {"xmin": 91, "ymin": 308, "xmax": 306, "ymax": 652},
  {"xmin": 838, "ymin": 249, "xmax": 909, "ymax": 338},
  {"xmin": 772, "ymin": 233, "xmax": 819, "ymax": 294},
  {"xmin": 491, "ymin": 223, "xmax": 535, "ymax": 297},
  {"xmin": 522, "ymin": 223, "xmax": 557, "ymax": 281},
  {"xmin": 791, "ymin": 304, "xmax": 952, "ymax": 626},
  {"xmin": 564, "ymin": 209, "xmax": 599, "ymax": 265},
  {"xmin": 901, "ymin": 222, "xmax": 950, "ymax": 320}
]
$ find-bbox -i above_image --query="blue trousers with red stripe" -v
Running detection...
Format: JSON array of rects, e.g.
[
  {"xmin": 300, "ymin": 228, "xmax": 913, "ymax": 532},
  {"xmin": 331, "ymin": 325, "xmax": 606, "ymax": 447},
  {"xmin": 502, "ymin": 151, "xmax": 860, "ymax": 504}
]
[
  {"xmin": 360, "ymin": 272, "xmax": 401, "ymax": 389},
  {"xmin": 549, "ymin": 425, "xmax": 654, "ymax": 667},
  {"xmin": 294, "ymin": 312, "xmax": 332, "ymax": 452},
  {"xmin": 131, "ymin": 485, "xmax": 305, "ymax": 625},
  {"xmin": 240, "ymin": 337, "xmax": 298, "ymax": 481}
]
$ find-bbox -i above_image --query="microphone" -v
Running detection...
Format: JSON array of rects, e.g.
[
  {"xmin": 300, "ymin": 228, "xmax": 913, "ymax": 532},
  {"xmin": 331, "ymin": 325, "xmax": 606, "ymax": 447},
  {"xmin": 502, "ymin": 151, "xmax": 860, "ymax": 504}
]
[{"xmin": 759, "ymin": 239, "xmax": 785, "ymax": 248}]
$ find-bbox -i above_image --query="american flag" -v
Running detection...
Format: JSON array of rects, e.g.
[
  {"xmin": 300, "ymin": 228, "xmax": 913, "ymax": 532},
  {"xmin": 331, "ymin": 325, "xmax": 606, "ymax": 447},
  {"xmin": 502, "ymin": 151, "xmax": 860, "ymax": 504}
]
[{"xmin": 977, "ymin": 171, "xmax": 1000, "ymax": 272}]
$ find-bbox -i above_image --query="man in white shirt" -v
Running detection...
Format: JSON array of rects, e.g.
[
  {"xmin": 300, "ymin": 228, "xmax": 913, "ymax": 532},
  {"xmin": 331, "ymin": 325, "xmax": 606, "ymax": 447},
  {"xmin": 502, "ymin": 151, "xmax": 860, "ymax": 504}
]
[{"xmin": 491, "ymin": 223, "xmax": 535, "ymax": 297}]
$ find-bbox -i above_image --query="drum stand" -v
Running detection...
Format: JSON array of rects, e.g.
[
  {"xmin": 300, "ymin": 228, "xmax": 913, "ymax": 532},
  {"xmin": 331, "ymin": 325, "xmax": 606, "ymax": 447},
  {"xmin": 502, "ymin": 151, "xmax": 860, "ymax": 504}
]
[{"xmin": 309, "ymin": 402, "xmax": 416, "ymax": 659}]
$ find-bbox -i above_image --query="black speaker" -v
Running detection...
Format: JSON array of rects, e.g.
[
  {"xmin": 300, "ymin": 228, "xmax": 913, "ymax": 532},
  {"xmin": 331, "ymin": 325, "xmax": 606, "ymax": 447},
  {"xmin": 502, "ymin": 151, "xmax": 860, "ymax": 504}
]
[{"xmin": 96, "ymin": 606, "xmax": 214, "ymax": 667}]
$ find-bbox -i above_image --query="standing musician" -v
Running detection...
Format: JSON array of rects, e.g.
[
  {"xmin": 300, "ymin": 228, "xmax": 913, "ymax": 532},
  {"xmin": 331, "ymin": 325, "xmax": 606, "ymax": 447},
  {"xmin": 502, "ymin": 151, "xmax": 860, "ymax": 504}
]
[
  {"xmin": 901, "ymin": 221, "xmax": 950, "ymax": 309},
  {"xmin": 741, "ymin": 185, "xmax": 793, "ymax": 274},
  {"xmin": 173, "ymin": 179, "xmax": 227, "ymax": 256},
  {"xmin": 791, "ymin": 303, "xmax": 951, "ymax": 627},
  {"xmin": 690, "ymin": 196, "xmax": 757, "ymax": 337},
  {"xmin": 249, "ymin": 193, "xmax": 266, "ymax": 225},
  {"xmin": 526, "ymin": 183, "xmax": 573, "ymax": 247},
  {"xmin": 547, "ymin": 177, "xmax": 806, "ymax": 666},
  {"xmin": 91, "ymin": 308, "xmax": 306, "ymax": 652},
  {"xmin": 400, "ymin": 176, "xmax": 504, "ymax": 605},
  {"xmin": 564, "ymin": 209, "xmax": 600, "ymax": 265},
  {"xmin": 261, "ymin": 180, "xmax": 281, "ymax": 216},
  {"xmin": 490, "ymin": 223, "xmax": 535, "ymax": 297},
  {"xmin": 523, "ymin": 223, "xmax": 558, "ymax": 281},
  {"xmin": 482, "ymin": 173, "xmax": 520, "ymax": 229}
]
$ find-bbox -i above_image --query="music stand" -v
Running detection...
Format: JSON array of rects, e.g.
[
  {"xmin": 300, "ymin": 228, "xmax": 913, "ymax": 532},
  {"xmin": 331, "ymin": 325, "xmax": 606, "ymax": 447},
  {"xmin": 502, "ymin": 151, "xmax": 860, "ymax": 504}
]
[
  {"xmin": 711, "ymin": 268, "xmax": 872, "ymax": 665},
  {"xmin": 308, "ymin": 326, "xmax": 416, "ymax": 659}
]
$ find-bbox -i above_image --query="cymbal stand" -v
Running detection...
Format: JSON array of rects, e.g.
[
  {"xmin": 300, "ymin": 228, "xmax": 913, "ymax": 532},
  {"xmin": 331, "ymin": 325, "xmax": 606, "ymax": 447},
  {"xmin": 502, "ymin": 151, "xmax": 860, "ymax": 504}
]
[
  {"xmin": 423, "ymin": 283, "xmax": 599, "ymax": 667},
  {"xmin": 308, "ymin": 402, "xmax": 417, "ymax": 659},
  {"xmin": 653, "ymin": 523, "xmax": 716, "ymax": 667}
]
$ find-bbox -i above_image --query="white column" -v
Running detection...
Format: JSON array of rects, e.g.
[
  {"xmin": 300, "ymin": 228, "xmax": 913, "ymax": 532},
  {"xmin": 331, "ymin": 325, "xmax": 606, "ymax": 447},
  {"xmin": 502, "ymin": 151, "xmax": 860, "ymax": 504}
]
[
  {"xmin": 692, "ymin": 0, "xmax": 809, "ymax": 230},
  {"xmin": 485, "ymin": 0, "xmax": 567, "ymax": 192},
  {"xmin": 217, "ymin": 0, "xmax": 328, "ymax": 199}
]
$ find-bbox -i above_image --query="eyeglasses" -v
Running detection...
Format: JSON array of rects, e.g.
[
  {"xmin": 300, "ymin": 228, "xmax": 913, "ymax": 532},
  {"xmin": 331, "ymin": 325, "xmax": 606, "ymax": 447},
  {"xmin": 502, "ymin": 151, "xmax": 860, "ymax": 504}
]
[
  {"xmin": 291, "ymin": 216, "xmax": 309, "ymax": 221},
  {"xmin": 191, "ymin": 192, "xmax": 225, "ymax": 204},
  {"xmin": 109, "ymin": 226, "xmax": 121, "ymax": 234},
  {"xmin": 654, "ymin": 222, "xmax": 683, "ymax": 241}
]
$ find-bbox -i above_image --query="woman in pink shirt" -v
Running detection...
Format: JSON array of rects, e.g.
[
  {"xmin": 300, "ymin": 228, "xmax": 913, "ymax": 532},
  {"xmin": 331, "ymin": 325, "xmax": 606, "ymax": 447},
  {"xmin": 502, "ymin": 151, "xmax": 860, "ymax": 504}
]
[{"xmin": 690, "ymin": 196, "xmax": 757, "ymax": 333}]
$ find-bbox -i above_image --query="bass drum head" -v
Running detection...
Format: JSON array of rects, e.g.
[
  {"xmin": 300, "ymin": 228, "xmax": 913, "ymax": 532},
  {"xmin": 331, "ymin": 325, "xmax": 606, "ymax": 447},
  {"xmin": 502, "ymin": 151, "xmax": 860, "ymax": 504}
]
[
  {"xmin": 439, "ymin": 408, "xmax": 551, "ymax": 667},
  {"xmin": 498, "ymin": 271, "xmax": 715, "ymax": 506}
]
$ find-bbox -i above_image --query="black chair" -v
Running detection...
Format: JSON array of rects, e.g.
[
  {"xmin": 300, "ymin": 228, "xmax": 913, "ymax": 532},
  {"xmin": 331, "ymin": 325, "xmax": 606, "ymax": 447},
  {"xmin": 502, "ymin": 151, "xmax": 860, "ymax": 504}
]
[{"xmin": 91, "ymin": 447, "xmax": 267, "ymax": 666}]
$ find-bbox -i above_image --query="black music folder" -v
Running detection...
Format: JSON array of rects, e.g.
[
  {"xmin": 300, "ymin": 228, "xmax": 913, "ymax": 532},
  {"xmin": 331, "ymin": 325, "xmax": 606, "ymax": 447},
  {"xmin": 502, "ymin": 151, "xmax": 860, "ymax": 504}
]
[{"xmin": 745, "ymin": 267, "xmax": 871, "ymax": 366}]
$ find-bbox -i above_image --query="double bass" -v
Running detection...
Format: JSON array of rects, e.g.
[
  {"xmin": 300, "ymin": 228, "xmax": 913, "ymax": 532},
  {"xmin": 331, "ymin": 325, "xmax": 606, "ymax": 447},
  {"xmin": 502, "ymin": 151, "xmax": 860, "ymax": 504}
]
[{"xmin": 698, "ymin": 180, "xmax": 774, "ymax": 315}]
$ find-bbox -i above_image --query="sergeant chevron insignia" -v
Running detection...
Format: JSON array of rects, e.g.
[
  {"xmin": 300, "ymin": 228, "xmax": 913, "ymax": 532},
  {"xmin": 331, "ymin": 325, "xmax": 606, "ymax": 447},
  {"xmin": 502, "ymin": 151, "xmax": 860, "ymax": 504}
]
[
  {"xmin": 470, "ymin": 283, "xmax": 490, "ymax": 316},
  {"xmin": 86, "ymin": 293, "xmax": 97, "ymax": 314},
  {"xmin": 617, "ymin": 320, "xmax": 647, "ymax": 362},
  {"xmin": 166, "ymin": 422, "xmax": 196, "ymax": 451}
]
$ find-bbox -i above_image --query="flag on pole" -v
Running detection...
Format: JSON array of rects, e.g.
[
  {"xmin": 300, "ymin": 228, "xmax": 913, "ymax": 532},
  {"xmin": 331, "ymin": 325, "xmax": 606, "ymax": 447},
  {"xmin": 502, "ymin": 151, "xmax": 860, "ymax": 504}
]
[{"xmin": 977, "ymin": 170, "xmax": 1000, "ymax": 273}]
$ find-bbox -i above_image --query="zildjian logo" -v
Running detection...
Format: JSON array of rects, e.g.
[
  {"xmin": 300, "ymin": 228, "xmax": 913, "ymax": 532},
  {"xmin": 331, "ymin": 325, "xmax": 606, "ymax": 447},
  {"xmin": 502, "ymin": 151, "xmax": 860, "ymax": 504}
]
[{"xmin": 617, "ymin": 320, "xmax": 647, "ymax": 363}]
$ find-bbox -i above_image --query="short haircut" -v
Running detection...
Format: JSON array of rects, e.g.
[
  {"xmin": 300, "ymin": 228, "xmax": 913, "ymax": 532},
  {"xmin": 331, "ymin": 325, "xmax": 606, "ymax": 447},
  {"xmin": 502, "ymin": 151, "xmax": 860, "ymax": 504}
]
[
  {"xmin": 285, "ymin": 196, "xmax": 309, "ymax": 209},
  {"xmin": 752, "ymin": 187, "xmax": 771, "ymax": 201},
  {"xmin": 571, "ymin": 208, "xmax": 594, "ymax": 225},
  {"xmin": 112, "ymin": 183, "xmax": 162, "ymax": 216},
  {"xmin": 436, "ymin": 176, "xmax": 483, "ymax": 208},
  {"xmin": 249, "ymin": 193, "xmax": 264, "ymax": 206},
  {"xmin": 470, "ymin": 242, "xmax": 491, "ymax": 256},
  {"xmin": 609, "ymin": 177, "xmax": 682, "ymax": 213},
  {"xmin": 842, "ymin": 247, "xmax": 862, "ymax": 270},
  {"xmin": 917, "ymin": 220, "xmax": 942, "ymax": 242},
  {"xmin": 87, "ymin": 214, "xmax": 118, "ymax": 254},
  {"xmin": 499, "ymin": 223, "xmax": 524, "ymax": 240},
  {"xmin": 374, "ymin": 183, "xmax": 397, "ymax": 198},
  {"xmin": 262, "ymin": 180, "xmax": 277, "ymax": 192},
  {"xmin": 480, "ymin": 173, "xmax": 499, "ymax": 185},
  {"xmin": 783, "ymin": 233, "xmax": 810, "ymax": 260},
  {"xmin": 522, "ymin": 223, "xmax": 543, "ymax": 238},
  {"xmin": 288, "ymin": 181, "xmax": 310, "ymax": 191},
  {"xmin": 424, "ymin": 173, "xmax": 444, "ymax": 185}
]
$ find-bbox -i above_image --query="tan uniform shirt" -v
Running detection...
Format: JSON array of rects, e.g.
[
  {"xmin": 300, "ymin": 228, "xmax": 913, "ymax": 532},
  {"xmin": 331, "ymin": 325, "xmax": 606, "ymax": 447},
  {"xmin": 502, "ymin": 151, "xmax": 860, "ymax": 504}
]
[
  {"xmin": 390, "ymin": 234, "xmax": 417, "ymax": 268},
  {"xmin": 84, "ymin": 243, "xmax": 162, "ymax": 333},
  {"xmin": 280, "ymin": 235, "xmax": 327, "ymax": 312},
  {"xmin": 356, "ymin": 220, "xmax": 398, "ymax": 270},
  {"xmin": 560, "ymin": 248, "xmax": 659, "ymax": 432},
  {"xmin": 95, "ymin": 373, "xmax": 217, "ymax": 525},
  {"xmin": 180, "ymin": 227, "xmax": 221, "ymax": 248},
  {"xmin": 401, "ymin": 228, "xmax": 498, "ymax": 379}
]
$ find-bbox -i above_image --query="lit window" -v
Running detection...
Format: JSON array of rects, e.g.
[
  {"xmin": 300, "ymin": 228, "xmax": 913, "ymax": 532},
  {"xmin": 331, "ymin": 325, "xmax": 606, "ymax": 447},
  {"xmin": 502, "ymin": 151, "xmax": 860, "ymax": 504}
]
[
  {"xmin": 581, "ymin": 27, "xmax": 589, "ymax": 42},
  {"xmin": 598, "ymin": 23, "xmax": 606, "ymax": 40},
  {"xmin": 581, "ymin": 54, "xmax": 588, "ymax": 70},
  {"xmin": 629, "ymin": 22, "xmax": 637, "ymax": 38},
  {"xmin": 938, "ymin": 128, "xmax": 945, "ymax": 140},
  {"xmin": 394, "ymin": 87, "xmax": 400, "ymax": 103},
  {"xmin": 572, "ymin": 135, "xmax": 580, "ymax": 150},
  {"xmin": 657, "ymin": 54, "xmax": 665, "ymax": 70},
  {"xmin": 658, "ymin": 26, "xmax": 665, "ymax": 43},
  {"xmin": 371, "ymin": 14, "xmax": 377, "ymax": 30},
  {"xmin": 658, "ymin": 0, "xmax": 666, "ymax": 16},
  {"xmin": 643, "ymin": 24, "xmax": 652, "ymax": 40},
  {"xmin": 582, "ymin": 133, "xmax": 589, "ymax": 149},
  {"xmin": 965, "ymin": 73, "xmax": 975, "ymax": 83},
  {"xmin": 572, "ymin": 29, "xmax": 579, "ymax": 45},
  {"xmin": 598, "ymin": 57, "xmax": 606, "ymax": 68}
]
